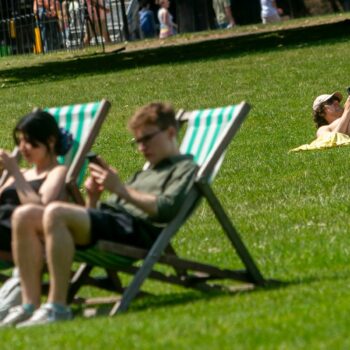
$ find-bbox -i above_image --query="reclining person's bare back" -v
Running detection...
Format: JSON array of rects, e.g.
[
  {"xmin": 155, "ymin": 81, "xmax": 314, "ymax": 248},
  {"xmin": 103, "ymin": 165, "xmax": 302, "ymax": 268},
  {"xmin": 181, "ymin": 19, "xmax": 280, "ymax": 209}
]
[{"xmin": 312, "ymin": 91, "xmax": 350, "ymax": 137}]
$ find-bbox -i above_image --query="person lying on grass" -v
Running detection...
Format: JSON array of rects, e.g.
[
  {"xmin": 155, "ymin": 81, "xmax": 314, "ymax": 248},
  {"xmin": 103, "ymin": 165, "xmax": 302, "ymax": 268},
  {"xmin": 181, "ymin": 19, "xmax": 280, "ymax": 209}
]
[
  {"xmin": 2, "ymin": 102, "xmax": 197, "ymax": 328},
  {"xmin": 313, "ymin": 91, "xmax": 350, "ymax": 138}
]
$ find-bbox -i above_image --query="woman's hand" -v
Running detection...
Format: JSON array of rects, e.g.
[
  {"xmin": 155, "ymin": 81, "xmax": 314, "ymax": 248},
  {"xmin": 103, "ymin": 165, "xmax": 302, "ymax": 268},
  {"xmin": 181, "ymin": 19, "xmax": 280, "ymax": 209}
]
[{"xmin": 0, "ymin": 149, "xmax": 18, "ymax": 174}]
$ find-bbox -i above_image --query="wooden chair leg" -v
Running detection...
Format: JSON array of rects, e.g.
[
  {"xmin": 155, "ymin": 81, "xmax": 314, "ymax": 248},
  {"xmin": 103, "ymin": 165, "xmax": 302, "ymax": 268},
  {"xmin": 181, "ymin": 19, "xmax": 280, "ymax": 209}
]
[{"xmin": 68, "ymin": 263, "xmax": 93, "ymax": 303}]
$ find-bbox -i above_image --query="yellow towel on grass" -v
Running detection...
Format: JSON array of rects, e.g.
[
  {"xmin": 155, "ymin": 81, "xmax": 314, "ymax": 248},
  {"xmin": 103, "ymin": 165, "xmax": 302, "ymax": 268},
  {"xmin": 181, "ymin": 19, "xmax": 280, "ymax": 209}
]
[{"xmin": 290, "ymin": 132, "xmax": 350, "ymax": 152}]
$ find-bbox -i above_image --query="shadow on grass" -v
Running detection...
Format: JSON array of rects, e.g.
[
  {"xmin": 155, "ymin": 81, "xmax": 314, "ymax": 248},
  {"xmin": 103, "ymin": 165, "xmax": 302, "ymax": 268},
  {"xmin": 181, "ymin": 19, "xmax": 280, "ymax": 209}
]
[
  {"xmin": 120, "ymin": 274, "xmax": 348, "ymax": 314},
  {"xmin": 74, "ymin": 278, "xmax": 288, "ymax": 318},
  {"xmin": 1, "ymin": 20, "xmax": 350, "ymax": 87},
  {"xmin": 131, "ymin": 278, "xmax": 290, "ymax": 311},
  {"xmin": 73, "ymin": 270, "xmax": 350, "ymax": 318},
  {"xmin": 283, "ymin": 269, "xmax": 350, "ymax": 286}
]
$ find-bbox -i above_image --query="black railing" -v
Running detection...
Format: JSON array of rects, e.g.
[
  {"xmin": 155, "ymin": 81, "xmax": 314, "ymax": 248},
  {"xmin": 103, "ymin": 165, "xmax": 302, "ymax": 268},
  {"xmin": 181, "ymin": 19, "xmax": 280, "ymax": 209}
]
[{"xmin": 0, "ymin": 0, "xmax": 127, "ymax": 56}]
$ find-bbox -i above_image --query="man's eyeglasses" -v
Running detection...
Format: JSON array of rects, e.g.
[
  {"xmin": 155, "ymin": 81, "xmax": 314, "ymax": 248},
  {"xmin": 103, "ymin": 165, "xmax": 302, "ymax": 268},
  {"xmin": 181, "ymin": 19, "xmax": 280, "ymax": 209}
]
[{"xmin": 131, "ymin": 129, "xmax": 164, "ymax": 146}]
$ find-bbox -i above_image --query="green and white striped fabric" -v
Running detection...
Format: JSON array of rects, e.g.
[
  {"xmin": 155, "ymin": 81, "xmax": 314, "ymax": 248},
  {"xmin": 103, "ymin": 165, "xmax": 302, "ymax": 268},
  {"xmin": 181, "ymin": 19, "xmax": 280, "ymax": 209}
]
[
  {"xmin": 180, "ymin": 104, "xmax": 238, "ymax": 181},
  {"xmin": 48, "ymin": 101, "xmax": 122, "ymax": 268},
  {"xmin": 45, "ymin": 102, "xmax": 103, "ymax": 186},
  {"xmin": 75, "ymin": 246, "xmax": 134, "ymax": 269}
]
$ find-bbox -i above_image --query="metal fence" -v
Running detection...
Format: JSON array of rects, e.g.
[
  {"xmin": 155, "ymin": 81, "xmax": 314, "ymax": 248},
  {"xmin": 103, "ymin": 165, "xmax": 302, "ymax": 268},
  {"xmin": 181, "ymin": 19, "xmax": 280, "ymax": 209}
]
[{"xmin": 0, "ymin": 0, "xmax": 129, "ymax": 56}]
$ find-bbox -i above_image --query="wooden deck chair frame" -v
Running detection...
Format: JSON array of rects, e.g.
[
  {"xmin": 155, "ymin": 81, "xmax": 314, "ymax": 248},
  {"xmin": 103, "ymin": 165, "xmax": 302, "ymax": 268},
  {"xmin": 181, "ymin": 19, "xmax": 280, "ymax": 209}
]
[
  {"xmin": 69, "ymin": 101, "xmax": 265, "ymax": 315},
  {"xmin": 0, "ymin": 99, "xmax": 111, "ymax": 276},
  {"xmin": 55, "ymin": 100, "xmax": 111, "ymax": 205}
]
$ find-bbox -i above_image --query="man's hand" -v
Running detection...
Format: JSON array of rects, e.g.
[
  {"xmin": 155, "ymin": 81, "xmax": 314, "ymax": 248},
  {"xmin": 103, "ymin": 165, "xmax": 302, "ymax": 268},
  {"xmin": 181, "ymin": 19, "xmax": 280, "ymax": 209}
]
[
  {"xmin": 88, "ymin": 159, "xmax": 157, "ymax": 215},
  {"xmin": 85, "ymin": 175, "xmax": 103, "ymax": 194},
  {"xmin": 88, "ymin": 161, "xmax": 126, "ymax": 197},
  {"xmin": 84, "ymin": 175, "xmax": 103, "ymax": 208}
]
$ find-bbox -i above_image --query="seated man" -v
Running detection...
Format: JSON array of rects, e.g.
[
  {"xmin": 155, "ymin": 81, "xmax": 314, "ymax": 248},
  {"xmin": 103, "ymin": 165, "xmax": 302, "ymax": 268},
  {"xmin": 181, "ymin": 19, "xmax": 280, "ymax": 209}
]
[
  {"xmin": 2, "ymin": 102, "xmax": 197, "ymax": 327},
  {"xmin": 312, "ymin": 91, "xmax": 350, "ymax": 137}
]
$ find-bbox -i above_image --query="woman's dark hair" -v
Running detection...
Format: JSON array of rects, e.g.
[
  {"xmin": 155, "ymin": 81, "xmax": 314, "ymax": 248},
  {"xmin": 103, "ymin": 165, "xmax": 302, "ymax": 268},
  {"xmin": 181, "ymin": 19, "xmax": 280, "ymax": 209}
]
[
  {"xmin": 313, "ymin": 104, "xmax": 328, "ymax": 129},
  {"xmin": 13, "ymin": 110, "xmax": 71, "ymax": 156},
  {"xmin": 313, "ymin": 96, "xmax": 342, "ymax": 129}
]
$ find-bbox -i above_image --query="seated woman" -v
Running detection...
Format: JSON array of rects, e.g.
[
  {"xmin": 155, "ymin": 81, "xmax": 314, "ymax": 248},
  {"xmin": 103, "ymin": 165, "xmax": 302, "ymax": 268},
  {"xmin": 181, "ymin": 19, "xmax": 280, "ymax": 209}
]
[
  {"xmin": 0, "ymin": 110, "xmax": 72, "ymax": 320},
  {"xmin": 313, "ymin": 92, "xmax": 350, "ymax": 137}
]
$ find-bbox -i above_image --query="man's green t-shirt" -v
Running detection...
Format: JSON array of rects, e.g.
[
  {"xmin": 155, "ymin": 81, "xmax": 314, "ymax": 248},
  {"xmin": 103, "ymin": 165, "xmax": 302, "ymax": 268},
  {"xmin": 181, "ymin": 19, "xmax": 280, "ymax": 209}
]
[{"xmin": 102, "ymin": 154, "xmax": 197, "ymax": 225}]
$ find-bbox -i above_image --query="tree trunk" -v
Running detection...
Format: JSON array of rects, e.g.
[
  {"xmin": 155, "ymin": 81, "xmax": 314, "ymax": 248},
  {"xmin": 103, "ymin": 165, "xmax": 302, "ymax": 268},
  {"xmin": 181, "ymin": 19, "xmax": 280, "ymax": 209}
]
[
  {"xmin": 328, "ymin": 0, "xmax": 342, "ymax": 11},
  {"xmin": 286, "ymin": 0, "xmax": 309, "ymax": 17},
  {"xmin": 176, "ymin": 0, "xmax": 211, "ymax": 33}
]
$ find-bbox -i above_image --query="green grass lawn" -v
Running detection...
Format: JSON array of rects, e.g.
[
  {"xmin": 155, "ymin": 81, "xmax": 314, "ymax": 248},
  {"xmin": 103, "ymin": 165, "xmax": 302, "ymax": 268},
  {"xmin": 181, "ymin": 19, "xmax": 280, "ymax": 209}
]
[{"xmin": 1, "ymin": 14, "xmax": 350, "ymax": 349}]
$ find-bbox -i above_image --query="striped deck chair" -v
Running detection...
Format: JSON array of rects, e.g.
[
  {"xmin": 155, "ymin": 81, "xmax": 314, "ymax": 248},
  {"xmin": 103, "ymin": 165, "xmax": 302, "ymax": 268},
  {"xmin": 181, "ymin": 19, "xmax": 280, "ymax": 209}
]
[
  {"xmin": 46, "ymin": 100, "xmax": 110, "ymax": 204},
  {"xmin": 0, "ymin": 100, "xmax": 110, "ymax": 273},
  {"xmin": 69, "ymin": 101, "xmax": 265, "ymax": 315}
]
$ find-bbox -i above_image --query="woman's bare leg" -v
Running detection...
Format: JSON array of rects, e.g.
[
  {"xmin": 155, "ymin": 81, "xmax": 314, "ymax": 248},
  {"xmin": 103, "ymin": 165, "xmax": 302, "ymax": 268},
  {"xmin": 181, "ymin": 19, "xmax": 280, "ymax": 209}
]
[
  {"xmin": 43, "ymin": 202, "xmax": 91, "ymax": 305},
  {"xmin": 12, "ymin": 204, "xmax": 45, "ymax": 307}
]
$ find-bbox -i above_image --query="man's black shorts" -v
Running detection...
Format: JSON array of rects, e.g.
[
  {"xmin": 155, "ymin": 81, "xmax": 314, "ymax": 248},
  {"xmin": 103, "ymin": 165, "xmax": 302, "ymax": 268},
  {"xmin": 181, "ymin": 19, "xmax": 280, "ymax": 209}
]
[{"xmin": 80, "ymin": 207, "xmax": 162, "ymax": 250}]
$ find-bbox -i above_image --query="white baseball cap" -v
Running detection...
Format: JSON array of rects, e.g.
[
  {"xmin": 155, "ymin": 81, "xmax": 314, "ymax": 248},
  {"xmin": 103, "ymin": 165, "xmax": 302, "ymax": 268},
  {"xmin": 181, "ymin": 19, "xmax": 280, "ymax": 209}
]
[{"xmin": 312, "ymin": 92, "xmax": 343, "ymax": 111}]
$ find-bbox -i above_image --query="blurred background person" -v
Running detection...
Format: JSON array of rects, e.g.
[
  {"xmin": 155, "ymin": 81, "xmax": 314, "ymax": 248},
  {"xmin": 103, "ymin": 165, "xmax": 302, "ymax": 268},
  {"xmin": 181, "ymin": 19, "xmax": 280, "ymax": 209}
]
[
  {"xmin": 260, "ymin": 0, "xmax": 282, "ymax": 24},
  {"xmin": 83, "ymin": 0, "xmax": 111, "ymax": 45},
  {"xmin": 157, "ymin": 0, "xmax": 177, "ymax": 38},
  {"xmin": 33, "ymin": 0, "xmax": 62, "ymax": 52},
  {"xmin": 213, "ymin": 0, "xmax": 236, "ymax": 29},
  {"xmin": 139, "ymin": 0, "xmax": 156, "ymax": 38}
]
